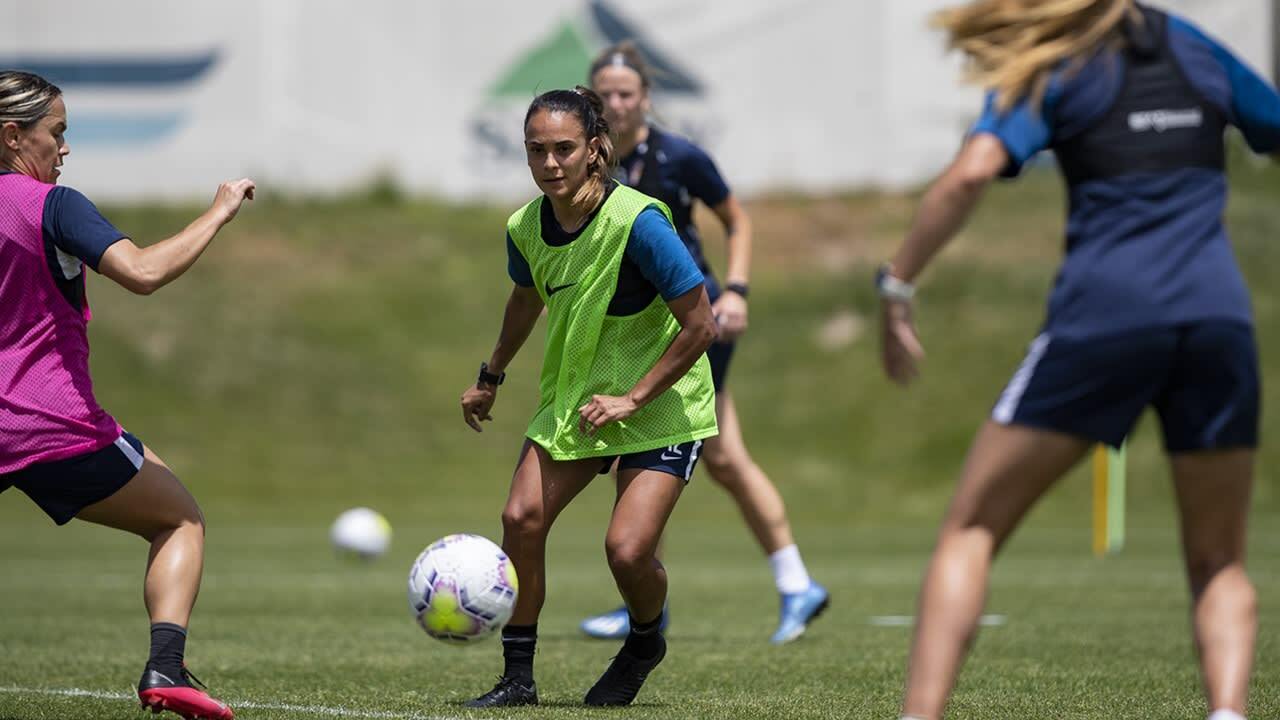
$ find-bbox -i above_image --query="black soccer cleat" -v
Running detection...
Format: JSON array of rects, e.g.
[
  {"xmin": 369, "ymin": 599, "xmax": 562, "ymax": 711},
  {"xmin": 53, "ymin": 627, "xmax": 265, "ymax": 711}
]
[
  {"xmin": 465, "ymin": 676, "xmax": 538, "ymax": 708},
  {"xmin": 583, "ymin": 634, "xmax": 667, "ymax": 707}
]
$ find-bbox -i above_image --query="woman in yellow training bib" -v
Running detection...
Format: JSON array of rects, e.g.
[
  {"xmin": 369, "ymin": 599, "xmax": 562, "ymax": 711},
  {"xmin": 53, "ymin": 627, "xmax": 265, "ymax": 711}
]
[{"xmin": 459, "ymin": 86, "xmax": 718, "ymax": 708}]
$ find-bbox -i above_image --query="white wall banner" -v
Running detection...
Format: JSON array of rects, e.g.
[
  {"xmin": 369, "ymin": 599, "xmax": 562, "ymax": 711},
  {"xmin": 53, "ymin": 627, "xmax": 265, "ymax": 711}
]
[{"xmin": 3, "ymin": 0, "xmax": 1271, "ymax": 201}]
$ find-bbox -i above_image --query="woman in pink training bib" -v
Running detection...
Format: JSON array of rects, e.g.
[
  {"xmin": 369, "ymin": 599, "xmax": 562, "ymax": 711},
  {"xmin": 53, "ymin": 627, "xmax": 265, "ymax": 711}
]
[{"xmin": 0, "ymin": 71, "xmax": 252, "ymax": 720}]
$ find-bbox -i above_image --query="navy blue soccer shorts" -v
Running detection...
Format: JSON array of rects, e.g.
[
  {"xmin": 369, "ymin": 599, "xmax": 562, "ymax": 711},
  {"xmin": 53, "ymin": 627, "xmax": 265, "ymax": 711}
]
[
  {"xmin": 598, "ymin": 439, "xmax": 705, "ymax": 483},
  {"xmin": 991, "ymin": 322, "xmax": 1258, "ymax": 452},
  {"xmin": 0, "ymin": 431, "xmax": 146, "ymax": 525},
  {"xmin": 706, "ymin": 285, "xmax": 737, "ymax": 392},
  {"xmin": 706, "ymin": 339, "xmax": 736, "ymax": 393}
]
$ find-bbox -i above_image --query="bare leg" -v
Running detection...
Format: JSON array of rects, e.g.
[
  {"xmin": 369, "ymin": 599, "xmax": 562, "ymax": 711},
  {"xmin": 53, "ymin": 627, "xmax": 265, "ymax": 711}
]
[
  {"xmin": 606, "ymin": 468, "xmax": 684, "ymax": 622},
  {"xmin": 501, "ymin": 441, "xmax": 599, "ymax": 626},
  {"xmin": 75, "ymin": 446, "xmax": 205, "ymax": 626},
  {"xmin": 902, "ymin": 422, "xmax": 1091, "ymax": 719},
  {"xmin": 701, "ymin": 390, "xmax": 795, "ymax": 554},
  {"xmin": 1171, "ymin": 449, "xmax": 1256, "ymax": 715}
]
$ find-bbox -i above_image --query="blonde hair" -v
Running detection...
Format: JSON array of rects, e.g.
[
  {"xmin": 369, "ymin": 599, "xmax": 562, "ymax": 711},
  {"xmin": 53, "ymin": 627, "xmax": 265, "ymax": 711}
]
[
  {"xmin": 0, "ymin": 71, "xmax": 62, "ymax": 127},
  {"xmin": 589, "ymin": 40, "xmax": 651, "ymax": 89},
  {"xmin": 934, "ymin": 0, "xmax": 1138, "ymax": 111}
]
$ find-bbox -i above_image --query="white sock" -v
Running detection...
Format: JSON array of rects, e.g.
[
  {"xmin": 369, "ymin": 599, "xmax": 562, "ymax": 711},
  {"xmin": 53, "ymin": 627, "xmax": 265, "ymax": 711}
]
[
  {"xmin": 768, "ymin": 544, "xmax": 812, "ymax": 594},
  {"xmin": 1208, "ymin": 710, "xmax": 1246, "ymax": 720}
]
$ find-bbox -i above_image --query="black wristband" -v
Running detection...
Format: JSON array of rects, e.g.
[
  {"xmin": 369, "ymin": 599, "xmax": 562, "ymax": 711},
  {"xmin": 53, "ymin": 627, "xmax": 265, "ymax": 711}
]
[
  {"xmin": 724, "ymin": 282, "xmax": 749, "ymax": 299},
  {"xmin": 478, "ymin": 362, "xmax": 505, "ymax": 387}
]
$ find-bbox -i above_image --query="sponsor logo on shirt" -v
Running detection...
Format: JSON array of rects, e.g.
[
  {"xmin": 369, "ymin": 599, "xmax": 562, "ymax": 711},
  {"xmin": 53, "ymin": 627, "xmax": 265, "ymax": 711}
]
[{"xmin": 1127, "ymin": 108, "xmax": 1204, "ymax": 133}]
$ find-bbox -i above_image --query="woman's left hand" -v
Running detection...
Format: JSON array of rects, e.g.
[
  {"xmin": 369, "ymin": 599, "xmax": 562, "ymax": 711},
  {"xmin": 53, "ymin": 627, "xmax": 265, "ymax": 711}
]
[
  {"xmin": 880, "ymin": 298, "xmax": 925, "ymax": 385},
  {"xmin": 578, "ymin": 394, "xmax": 640, "ymax": 435},
  {"xmin": 712, "ymin": 292, "xmax": 748, "ymax": 341}
]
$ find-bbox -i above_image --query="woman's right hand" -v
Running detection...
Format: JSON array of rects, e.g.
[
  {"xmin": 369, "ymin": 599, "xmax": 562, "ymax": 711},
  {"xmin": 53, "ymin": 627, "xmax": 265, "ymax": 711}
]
[
  {"xmin": 211, "ymin": 178, "xmax": 256, "ymax": 224},
  {"xmin": 461, "ymin": 384, "xmax": 498, "ymax": 432}
]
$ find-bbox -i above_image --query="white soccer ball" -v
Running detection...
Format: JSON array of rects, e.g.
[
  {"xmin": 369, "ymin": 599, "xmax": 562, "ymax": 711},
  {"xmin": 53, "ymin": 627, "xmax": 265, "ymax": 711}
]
[
  {"xmin": 407, "ymin": 534, "xmax": 519, "ymax": 644},
  {"xmin": 329, "ymin": 507, "xmax": 392, "ymax": 559}
]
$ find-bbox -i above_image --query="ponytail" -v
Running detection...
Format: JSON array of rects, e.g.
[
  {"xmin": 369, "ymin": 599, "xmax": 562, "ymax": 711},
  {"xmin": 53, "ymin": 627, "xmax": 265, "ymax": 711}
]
[{"xmin": 525, "ymin": 86, "xmax": 616, "ymax": 210}]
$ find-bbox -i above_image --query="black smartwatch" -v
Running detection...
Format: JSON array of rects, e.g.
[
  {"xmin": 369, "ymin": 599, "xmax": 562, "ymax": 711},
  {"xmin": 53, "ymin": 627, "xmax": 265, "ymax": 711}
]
[
  {"xmin": 478, "ymin": 362, "xmax": 505, "ymax": 387},
  {"xmin": 724, "ymin": 282, "xmax": 750, "ymax": 299}
]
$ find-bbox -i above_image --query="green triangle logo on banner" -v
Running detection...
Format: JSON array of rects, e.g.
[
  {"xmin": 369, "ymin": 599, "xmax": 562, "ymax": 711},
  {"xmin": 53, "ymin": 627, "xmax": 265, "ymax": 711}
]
[{"xmin": 489, "ymin": 20, "xmax": 595, "ymax": 99}]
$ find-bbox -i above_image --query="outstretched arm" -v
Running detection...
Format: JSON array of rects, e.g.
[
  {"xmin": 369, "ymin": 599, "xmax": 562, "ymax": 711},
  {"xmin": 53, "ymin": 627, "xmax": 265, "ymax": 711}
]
[
  {"xmin": 98, "ymin": 178, "xmax": 255, "ymax": 295},
  {"xmin": 890, "ymin": 134, "xmax": 1006, "ymax": 282},
  {"xmin": 461, "ymin": 284, "xmax": 545, "ymax": 432},
  {"xmin": 881, "ymin": 135, "xmax": 1007, "ymax": 385}
]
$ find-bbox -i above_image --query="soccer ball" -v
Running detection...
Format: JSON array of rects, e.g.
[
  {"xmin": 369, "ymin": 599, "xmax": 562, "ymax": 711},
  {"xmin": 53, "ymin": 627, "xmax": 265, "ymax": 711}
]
[
  {"xmin": 407, "ymin": 534, "xmax": 519, "ymax": 644},
  {"xmin": 329, "ymin": 507, "xmax": 392, "ymax": 559}
]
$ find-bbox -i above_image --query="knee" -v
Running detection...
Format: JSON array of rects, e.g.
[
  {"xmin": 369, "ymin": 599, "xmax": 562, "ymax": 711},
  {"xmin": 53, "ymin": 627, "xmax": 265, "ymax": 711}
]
[
  {"xmin": 604, "ymin": 537, "xmax": 653, "ymax": 577},
  {"xmin": 701, "ymin": 444, "xmax": 739, "ymax": 482},
  {"xmin": 184, "ymin": 505, "xmax": 206, "ymax": 535},
  {"xmin": 143, "ymin": 501, "xmax": 204, "ymax": 543},
  {"xmin": 501, "ymin": 501, "xmax": 547, "ymax": 541},
  {"xmin": 1185, "ymin": 551, "xmax": 1252, "ymax": 600}
]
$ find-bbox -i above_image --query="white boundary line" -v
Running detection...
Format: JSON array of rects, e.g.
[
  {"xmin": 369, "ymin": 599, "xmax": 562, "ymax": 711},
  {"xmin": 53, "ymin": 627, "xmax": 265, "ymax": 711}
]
[
  {"xmin": 868, "ymin": 614, "xmax": 1008, "ymax": 627},
  {"xmin": 0, "ymin": 686, "xmax": 462, "ymax": 720}
]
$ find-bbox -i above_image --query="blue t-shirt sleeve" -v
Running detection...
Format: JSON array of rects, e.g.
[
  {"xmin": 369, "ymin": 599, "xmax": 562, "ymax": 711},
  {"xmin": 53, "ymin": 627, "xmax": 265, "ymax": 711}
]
[
  {"xmin": 680, "ymin": 144, "xmax": 731, "ymax": 207},
  {"xmin": 970, "ymin": 89, "xmax": 1054, "ymax": 177},
  {"xmin": 506, "ymin": 232, "xmax": 535, "ymax": 287},
  {"xmin": 626, "ymin": 207, "xmax": 704, "ymax": 301},
  {"xmin": 1169, "ymin": 15, "xmax": 1280, "ymax": 154},
  {"xmin": 42, "ymin": 186, "xmax": 126, "ymax": 271}
]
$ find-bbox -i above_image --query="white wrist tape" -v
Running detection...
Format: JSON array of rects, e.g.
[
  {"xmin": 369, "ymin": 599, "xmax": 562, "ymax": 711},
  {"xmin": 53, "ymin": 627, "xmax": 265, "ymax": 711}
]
[{"xmin": 878, "ymin": 272, "xmax": 916, "ymax": 302}]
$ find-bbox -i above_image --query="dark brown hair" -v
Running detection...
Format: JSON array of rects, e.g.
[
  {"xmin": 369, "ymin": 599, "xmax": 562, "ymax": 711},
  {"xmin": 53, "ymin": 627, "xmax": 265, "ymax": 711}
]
[{"xmin": 524, "ymin": 86, "xmax": 616, "ymax": 208}]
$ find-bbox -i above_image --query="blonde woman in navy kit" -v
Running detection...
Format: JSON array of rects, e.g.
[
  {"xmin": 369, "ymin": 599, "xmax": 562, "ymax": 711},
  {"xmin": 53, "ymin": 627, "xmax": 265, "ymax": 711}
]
[
  {"xmin": 582, "ymin": 41, "xmax": 829, "ymax": 645},
  {"xmin": 876, "ymin": 2, "xmax": 1280, "ymax": 719}
]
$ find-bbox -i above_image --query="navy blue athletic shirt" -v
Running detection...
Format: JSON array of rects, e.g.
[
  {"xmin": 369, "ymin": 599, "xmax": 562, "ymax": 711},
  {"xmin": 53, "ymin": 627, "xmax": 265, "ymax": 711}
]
[
  {"xmin": 0, "ymin": 172, "xmax": 126, "ymax": 310},
  {"xmin": 971, "ymin": 10, "xmax": 1280, "ymax": 339},
  {"xmin": 614, "ymin": 126, "xmax": 731, "ymax": 298},
  {"xmin": 506, "ymin": 182, "xmax": 704, "ymax": 316}
]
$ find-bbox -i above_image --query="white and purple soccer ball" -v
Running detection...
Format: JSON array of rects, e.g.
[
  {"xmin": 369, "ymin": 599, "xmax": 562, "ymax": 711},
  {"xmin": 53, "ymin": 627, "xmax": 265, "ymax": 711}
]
[{"xmin": 407, "ymin": 534, "xmax": 519, "ymax": 644}]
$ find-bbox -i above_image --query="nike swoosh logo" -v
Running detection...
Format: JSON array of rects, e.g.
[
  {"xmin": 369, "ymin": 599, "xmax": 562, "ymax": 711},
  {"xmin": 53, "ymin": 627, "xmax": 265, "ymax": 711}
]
[
  {"xmin": 545, "ymin": 281, "xmax": 576, "ymax": 297},
  {"xmin": 660, "ymin": 451, "xmax": 683, "ymax": 461}
]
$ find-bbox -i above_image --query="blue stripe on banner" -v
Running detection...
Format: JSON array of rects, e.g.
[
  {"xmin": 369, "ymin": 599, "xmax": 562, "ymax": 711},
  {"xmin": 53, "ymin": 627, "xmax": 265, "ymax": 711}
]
[
  {"xmin": 66, "ymin": 113, "xmax": 185, "ymax": 146},
  {"xmin": 1, "ymin": 51, "xmax": 219, "ymax": 87}
]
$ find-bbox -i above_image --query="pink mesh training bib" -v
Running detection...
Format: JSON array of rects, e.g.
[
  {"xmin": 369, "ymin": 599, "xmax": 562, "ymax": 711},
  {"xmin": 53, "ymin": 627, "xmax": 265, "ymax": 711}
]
[{"xmin": 0, "ymin": 173, "xmax": 120, "ymax": 473}]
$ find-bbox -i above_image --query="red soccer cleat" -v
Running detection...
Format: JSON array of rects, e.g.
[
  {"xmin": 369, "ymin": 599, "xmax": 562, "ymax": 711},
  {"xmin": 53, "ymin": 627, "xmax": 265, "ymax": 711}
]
[{"xmin": 137, "ymin": 665, "xmax": 234, "ymax": 720}]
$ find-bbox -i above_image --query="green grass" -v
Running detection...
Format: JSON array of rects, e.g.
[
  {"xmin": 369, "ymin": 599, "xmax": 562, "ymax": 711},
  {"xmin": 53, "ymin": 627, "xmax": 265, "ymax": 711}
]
[
  {"xmin": 1, "ymin": 521, "xmax": 1278, "ymax": 719},
  {"xmin": 2, "ymin": 148, "xmax": 1280, "ymax": 718}
]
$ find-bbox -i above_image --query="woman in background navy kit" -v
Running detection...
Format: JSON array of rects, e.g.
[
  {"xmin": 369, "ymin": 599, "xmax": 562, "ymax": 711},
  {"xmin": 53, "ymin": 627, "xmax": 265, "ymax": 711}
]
[
  {"xmin": 877, "ymin": 2, "xmax": 1280, "ymax": 719},
  {"xmin": 580, "ymin": 41, "xmax": 829, "ymax": 645}
]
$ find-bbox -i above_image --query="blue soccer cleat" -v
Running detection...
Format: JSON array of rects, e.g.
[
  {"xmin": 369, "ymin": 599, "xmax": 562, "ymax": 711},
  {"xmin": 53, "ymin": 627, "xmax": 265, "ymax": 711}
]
[
  {"xmin": 770, "ymin": 582, "xmax": 830, "ymax": 645},
  {"xmin": 580, "ymin": 605, "xmax": 669, "ymax": 640}
]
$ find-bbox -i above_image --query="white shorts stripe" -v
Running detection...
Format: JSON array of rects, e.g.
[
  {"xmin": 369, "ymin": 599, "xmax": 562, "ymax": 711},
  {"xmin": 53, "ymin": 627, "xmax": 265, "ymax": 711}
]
[
  {"xmin": 992, "ymin": 333, "xmax": 1052, "ymax": 425},
  {"xmin": 685, "ymin": 440, "xmax": 703, "ymax": 482},
  {"xmin": 114, "ymin": 434, "xmax": 144, "ymax": 471}
]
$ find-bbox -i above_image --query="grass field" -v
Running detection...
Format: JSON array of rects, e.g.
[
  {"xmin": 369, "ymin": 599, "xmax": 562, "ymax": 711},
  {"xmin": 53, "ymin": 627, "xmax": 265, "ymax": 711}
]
[{"xmin": 2, "ymin": 148, "xmax": 1279, "ymax": 718}]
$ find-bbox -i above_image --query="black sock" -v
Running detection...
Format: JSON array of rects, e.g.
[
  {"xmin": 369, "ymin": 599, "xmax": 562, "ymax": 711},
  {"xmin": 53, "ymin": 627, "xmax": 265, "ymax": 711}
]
[
  {"xmin": 501, "ymin": 624, "xmax": 537, "ymax": 684},
  {"xmin": 623, "ymin": 612, "xmax": 663, "ymax": 659},
  {"xmin": 147, "ymin": 623, "xmax": 187, "ymax": 676}
]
